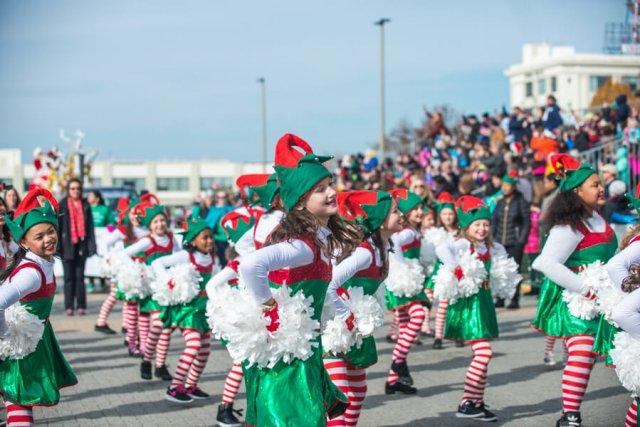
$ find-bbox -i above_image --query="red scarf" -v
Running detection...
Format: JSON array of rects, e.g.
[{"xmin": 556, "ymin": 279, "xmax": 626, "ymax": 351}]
[{"xmin": 68, "ymin": 198, "xmax": 86, "ymax": 244}]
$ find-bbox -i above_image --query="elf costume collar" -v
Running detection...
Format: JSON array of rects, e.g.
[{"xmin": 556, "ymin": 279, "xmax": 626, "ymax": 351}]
[
  {"xmin": 221, "ymin": 211, "xmax": 255, "ymax": 244},
  {"xmin": 550, "ymin": 153, "xmax": 596, "ymax": 192},
  {"xmin": 434, "ymin": 191, "xmax": 455, "ymax": 213},
  {"xmin": 181, "ymin": 217, "xmax": 211, "ymax": 243},
  {"xmin": 5, "ymin": 188, "xmax": 59, "ymax": 241},
  {"xmin": 236, "ymin": 173, "xmax": 279, "ymax": 210},
  {"xmin": 388, "ymin": 188, "xmax": 422, "ymax": 215},
  {"xmin": 455, "ymin": 195, "xmax": 491, "ymax": 228},
  {"xmin": 337, "ymin": 190, "xmax": 392, "ymax": 235},
  {"xmin": 273, "ymin": 133, "xmax": 332, "ymax": 211},
  {"xmin": 502, "ymin": 169, "xmax": 519, "ymax": 185}
]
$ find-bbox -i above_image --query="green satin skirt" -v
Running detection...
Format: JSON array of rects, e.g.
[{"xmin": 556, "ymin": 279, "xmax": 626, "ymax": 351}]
[
  {"xmin": 424, "ymin": 261, "xmax": 441, "ymax": 290},
  {"xmin": 139, "ymin": 296, "xmax": 161, "ymax": 313},
  {"xmin": 115, "ymin": 287, "xmax": 141, "ymax": 303},
  {"xmin": 160, "ymin": 296, "xmax": 209, "ymax": 333},
  {"xmin": 343, "ymin": 336, "xmax": 378, "ymax": 369},
  {"xmin": 531, "ymin": 279, "xmax": 599, "ymax": 337},
  {"xmin": 445, "ymin": 288, "xmax": 498, "ymax": 341},
  {"xmin": 0, "ymin": 322, "xmax": 77, "ymax": 406},
  {"xmin": 385, "ymin": 289, "xmax": 428, "ymax": 311},
  {"xmin": 593, "ymin": 315, "xmax": 620, "ymax": 366}
]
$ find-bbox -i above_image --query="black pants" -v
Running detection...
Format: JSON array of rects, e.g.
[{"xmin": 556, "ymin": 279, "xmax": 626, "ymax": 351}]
[
  {"xmin": 62, "ymin": 244, "xmax": 87, "ymax": 310},
  {"xmin": 215, "ymin": 240, "xmax": 229, "ymax": 268},
  {"xmin": 504, "ymin": 244, "xmax": 524, "ymax": 302}
]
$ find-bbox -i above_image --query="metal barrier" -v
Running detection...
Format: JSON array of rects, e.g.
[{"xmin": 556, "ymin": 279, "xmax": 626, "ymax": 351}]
[{"xmin": 577, "ymin": 137, "xmax": 638, "ymax": 194}]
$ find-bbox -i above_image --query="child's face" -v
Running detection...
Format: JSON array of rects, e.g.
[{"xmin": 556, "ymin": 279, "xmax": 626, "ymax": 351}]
[
  {"xmin": 382, "ymin": 201, "xmax": 403, "ymax": 233},
  {"xmin": 129, "ymin": 211, "xmax": 140, "ymax": 227},
  {"xmin": 193, "ymin": 228, "xmax": 213, "ymax": 254},
  {"xmin": 467, "ymin": 219, "xmax": 490, "ymax": 242},
  {"xmin": 302, "ymin": 177, "xmax": 338, "ymax": 221},
  {"xmin": 421, "ymin": 211, "xmax": 435, "ymax": 229},
  {"xmin": 439, "ymin": 208, "xmax": 456, "ymax": 228},
  {"xmin": 23, "ymin": 223, "xmax": 58, "ymax": 258},
  {"xmin": 406, "ymin": 206, "xmax": 423, "ymax": 227},
  {"xmin": 150, "ymin": 214, "xmax": 167, "ymax": 235}
]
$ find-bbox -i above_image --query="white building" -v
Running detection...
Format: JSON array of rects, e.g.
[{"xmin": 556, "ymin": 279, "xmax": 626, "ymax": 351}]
[
  {"xmin": 504, "ymin": 43, "xmax": 640, "ymax": 112},
  {"xmin": 0, "ymin": 148, "xmax": 270, "ymax": 206}
]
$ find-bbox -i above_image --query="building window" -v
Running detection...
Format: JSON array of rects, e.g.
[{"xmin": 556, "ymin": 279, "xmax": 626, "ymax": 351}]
[
  {"xmin": 622, "ymin": 76, "xmax": 640, "ymax": 92},
  {"xmin": 200, "ymin": 177, "xmax": 233, "ymax": 191},
  {"xmin": 113, "ymin": 178, "xmax": 146, "ymax": 192},
  {"xmin": 589, "ymin": 75, "xmax": 608, "ymax": 91},
  {"xmin": 525, "ymin": 82, "xmax": 533, "ymax": 97},
  {"xmin": 157, "ymin": 177, "xmax": 189, "ymax": 192},
  {"xmin": 538, "ymin": 79, "xmax": 547, "ymax": 95},
  {"xmin": 550, "ymin": 76, "xmax": 557, "ymax": 92}
]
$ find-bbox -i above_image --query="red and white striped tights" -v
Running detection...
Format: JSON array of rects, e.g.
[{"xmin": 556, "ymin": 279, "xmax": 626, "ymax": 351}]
[
  {"xmin": 96, "ymin": 283, "xmax": 117, "ymax": 327},
  {"xmin": 421, "ymin": 290, "xmax": 433, "ymax": 334},
  {"xmin": 141, "ymin": 311, "xmax": 171, "ymax": 368},
  {"xmin": 185, "ymin": 332, "xmax": 211, "ymax": 389},
  {"xmin": 123, "ymin": 302, "xmax": 139, "ymax": 350},
  {"xmin": 221, "ymin": 362, "xmax": 244, "ymax": 404},
  {"xmin": 460, "ymin": 340, "xmax": 493, "ymax": 404},
  {"xmin": 434, "ymin": 299, "xmax": 448, "ymax": 340},
  {"xmin": 170, "ymin": 329, "xmax": 211, "ymax": 389},
  {"xmin": 4, "ymin": 401, "xmax": 33, "ymax": 427},
  {"xmin": 544, "ymin": 335, "xmax": 568, "ymax": 359},
  {"xmin": 626, "ymin": 398, "xmax": 638, "ymax": 427},
  {"xmin": 387, "ymin": 303, "xmax": 425, "ymax": 385},
  {"xmin": 324, "ymin": 357, "xmax": 367, "ymax": 426},
  {"xmin": 561, "ymin": 335, "xmax": 596, "ymax": 413}
]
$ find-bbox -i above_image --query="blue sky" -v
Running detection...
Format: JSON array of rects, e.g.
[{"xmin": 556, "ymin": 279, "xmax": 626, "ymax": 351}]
[{"xmin": 0, "ymin": 0, "xmax": 622, "ymax": 161}]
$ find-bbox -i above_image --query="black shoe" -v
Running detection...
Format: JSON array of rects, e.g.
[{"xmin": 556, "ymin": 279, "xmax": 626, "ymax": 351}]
[
  {"xmin": 420, "ymin": 331, "xmax": 435, "ymax": 338},
  {"xmin": 216, "ymin": 403, "xmax": 243, "ymax": 427},
  {"xmin": 456, "ymin": 340, "xmax": 465, "ymax": 347},
  {"xmin": 121, "ymin": 326, "xmax": 127, "ymax": 333},
  {"xmin": 155, "ymin": 365, "xmax": 173, "ymax": 381},
  {"xmin": 385, "ymin": 334, "xmax": 397, "ymax": 343},
  {"xmin": 494, "ymin": 298, "xmax": 505, "ymax": 308},
  {"xmin": 433, "ymin": 338, "xmax": 443, "ymax": 350},
  {"xmin": 506, "ymin": 300, "xmax": 520, "ymax": 310},
  {"xmin": 128, "ymin": 346, "xmax": 141, "ymax": 358},
  {"xmin": 140, "ymin": 361, "xmax": 152, "ymax": 380},
  {"xmin": 556, "ymin": 411, "xmax": 582, "ymax": 427},
  {"xmin": 94, "ymin": 324, "xmax": 117, "ymax": 334},
  {"xmin": 164, "ymin": 386, "xmax": 193, "ymax": 404},
  {"xmin": 456, "ymin": 400, "xmax": 483, "ymax": 419},
  {"xmin": 414, "ymin": 338, "xmax": 424, "ymax": 346},
  {"xmin": 385, "ymin": 381, "xmax": 417, "ymax": 395},
  {"xmin": 123, "ymin": 339, "xmax": 129, "ymax": 347},
  {"xmin": 185, "ymin": 386, "xmax": 210, "ymax": 400},
  {"xmin": 476, "ymin": 402, "xmax": 497, "ymax": 422},
  {"xmin": 391, "ymin": 361, "xmax": 413, "ymax": 385}
]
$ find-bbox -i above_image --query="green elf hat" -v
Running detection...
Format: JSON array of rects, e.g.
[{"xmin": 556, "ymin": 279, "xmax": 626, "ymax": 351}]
[
  {"xmin": 273, "ymin": 133, "xmax": 333, "ymax": 211},
  {"xmin": 337, "ymin": 190, "xmax": 392, "ymax": 235},
  {"xmin": 135, "ymin": 193, "xmax": 167, "ymax": 228},
  {"xmin": 221, "ymin": 211, "xmax": 255, "ymax": 244},
  {"xmin": 388, "ymin": 188, "xmax": 423, "ymax": 215},
  {"xmin": 180, "ymin": 217, "xmax": 212, "ymax": 243},
  {"xmin": 502, "ymin": 169, "xmax": 519, "ymax": 185},
  {"xmin": 455, "ymin": 195, "xmax": 491, "ymax": 228},
  {"xmin": 550, "ymin": 153, "xmax": 596, "ymax": 192},
  {"xmin": 236, "ymin": 173, "xmax": 279, "ymax": 210},
  {"xmin": 625, "ymin": 182, "xmax": 640, "ymax": 211},
  {"xmin": 5, "ymin": 187, "xmax": 59, "ymax": 241},
  {"xmin": 252, "ymin": 173, "xmax": 280, "ymax": 210},
  {"xmin": 434, "ymin": 191, "xmax": 455, "ymax": 213}
]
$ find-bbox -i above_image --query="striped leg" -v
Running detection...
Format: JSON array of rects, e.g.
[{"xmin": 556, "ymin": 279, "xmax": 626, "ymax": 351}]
[
  {"xmin": 221, "ymin": 362, "xmax": 245, "ymax": 404},
  {"xmin": 460, "ymin": 340, "xmax": 493, "ymax": 404},
  {"xmin": 387, "ymin": 303, "xmax": 425, "ymax": 384},
  {"xmin": 544, "ymin": 335, "xmax": 557, "ymax": 358},
  {"xmin": 155, "ymin": 327, "xmax": 173, "ymax": 368},
  {"xmin": 421, "ymin": 289, "xmax": 433, "ymax": 334},
  {"xmin": 388, "ymin": 312, "xmax": 398, "ymax": 340},
  {"xmin": 561, "ymin": 335, "xmax": 596, "ymax": 413},
  {"xmin": 185, "ymin": 333, "xmax": 212, "ymax": 388},
  {"xmin": 170, "ymin": 329, "xmax": 202, "ymax": 389},
  {"xmin": 96, "ymin": 283, "xmax": 117, "ymax": 326},
  {"xmin": 124, "ymin": 302, "xmax": 139, "ymax": 350},
  {"xmin": 626, "ymin": 398, "xmax": 638, "ymax": 427},
  {"xmin": 345, "ymin": 366, "xmax": 367, "ymax": 427},
  {"xmin": 434, "ymin": 299, "xmax": 448, "ymax": 340},
  {"xmin": 324, "ymin": 357, "xmax": 348, "ymax": 427},
  {"xmin": 138, "ymin": 312, "xmax": 151, "ymax": 355},
  {"xmin": 142, "ymin": 311, "xmax": 163, "ymax": 362},
  {"xmin": 5, "ymin": 401, "xmax": 34, "ymax": 427}
]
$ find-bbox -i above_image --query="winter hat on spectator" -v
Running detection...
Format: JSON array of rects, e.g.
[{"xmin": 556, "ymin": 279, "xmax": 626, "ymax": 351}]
[
  {"xmin": 549, "ymin": 153, "xmax": 596, "ymax": 192},
  {"xmin": 455, "ymin": 195, "xmax": 491, "ymax": 228},
  {"xmin": 273, "ymin": 133, "xmax": 332, "ymax": 211},
  {"xmin": 502, "ymin": 169, "xmax": 519, "ymax": 185},
  {"xmin": 181, "ymin": 217, "xmax": 212, "ymax": 243},
  {"xmin": 221, "ymin": 211, "xmax": 255, "ymax": 244},
  {"xmin": 337, "ymin": 190, "xmax": 392, "ymax": 235},
  {"xmin": 388, "ymin": 189, "xmax": 423, "ymax": 215},
  {"xmin": 5, "ymin": 188, "xmax": 58, "ymax": 241},
  {"xmin": 434, "ymin": 191, "xmax": 455, "ymax": 213}
]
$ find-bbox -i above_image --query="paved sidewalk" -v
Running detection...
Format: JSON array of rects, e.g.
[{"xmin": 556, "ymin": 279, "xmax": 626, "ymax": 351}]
[{"xmin": 1, "ymin": 292, "xmax": 631, "ymax": 426}]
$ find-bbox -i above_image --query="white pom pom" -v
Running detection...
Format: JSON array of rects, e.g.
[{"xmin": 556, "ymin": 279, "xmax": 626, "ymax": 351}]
[
  {"xmin": 346, "ymin": 287, "xmax": 384, "ymax": 337},
  {"xmin": 384, "ymin": 257, "xmax": 425, "ymax": 298},
  {"xmin": 423, "ymin": 227, "xmax": 450, "ymax": 247},
  {"xmin": 110, "ymin": 251, "xmax": 151, "ymax": 299},
  {"xmin": 433, "ymin": 265, "xmax": 459, "ymax": 302},
  {"xmin": 150, "ymin": 263, "xmax": 200, "ymax": 306},
  {"xmin": 490, "ymin": 255, "xmax": 522, "ymax": 300},
  {"xmin": 611, "ymin": 331, "xmax": 640, "ymax": 396},
  {"xmin": 322, "ymin": 318, "xmax": 356, "ymax": 355},
  {"xmin": 579, "ymin": 261, "xmax": 625, "ymax": 326},
  {"xmin": 562, "ymin": 289, "xmax": 598, "ymax": 320},
  {"xmin": 456, "ymin": 249, "xmax": 487, "ymax": 298},
  {"xmin": 0, "ymin": 305, "xmax": 45, "ymax": 360},
  {"xmin": 420, "ymin": 239, "xmax": 438, "ymax": 270}
]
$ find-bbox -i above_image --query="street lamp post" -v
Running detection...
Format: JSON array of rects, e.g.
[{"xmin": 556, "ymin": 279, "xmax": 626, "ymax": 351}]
[
  {"xmin": 257, "ymin": 77, "xmax": 267, "ymax": 172},
  {"xmin": 374, "ymin": 18, "xmax": 390, "ymax": 159}
]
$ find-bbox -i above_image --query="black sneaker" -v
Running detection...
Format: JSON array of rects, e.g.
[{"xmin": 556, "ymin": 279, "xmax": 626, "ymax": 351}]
[
  {"xmin": 123, "ymin": 339, "xmax": 128, "ymax": 347},
  {"xmin": 164, "ymin": 386, "xmax": 193, "ymax": 404},
  {"xmin": 414, "ymin": 338, "xmax": 424, "ymax": 346},
  {"xmin": 391, "ymin": 361, "xmax": 413, "ymax": 385},
  {"xmin": 155, "ymin": 365, "xmax": 173, "ymax": 381},
  {"xmin": 94, "ymin": 324, "xmax": 117, "ymax": 334},
  {"xmin": 476, "ymin": 402, "xmax": 497, "ymax": 422},
  {"xmin": 433, "ymin": 338, "xmax": 443, "ymax": 350},
  {"xmin": 140, "ymin": 361, "xmax": 152, "ymax": 380},
  {"xmin": 556, "ymin": 411, "xmax": 582, "ymax": 427},
  {"xmin": 456, "ymin": 400, "xmax": 483, "ymax": 419},
  {"xmin": 385, "ymin": 381, "xmax": 417, "ymax": 395},
  {"xmin": 385, "ymin": 334, "xmax": 397, "ymax": 343},
  {"xmin": 456, "ymin": 340, "xmax": 465, "ymax": 347},
  {"xmin": 121, "ymin": 326, "xmax": 127, "ymax": 333},
  {"xmin": 185, "ymin": 386, "xmax": 210, "ymax": 400},
  {"xmin": 216, "ymin": 403, "xmax": 243, "ymax": 427}
]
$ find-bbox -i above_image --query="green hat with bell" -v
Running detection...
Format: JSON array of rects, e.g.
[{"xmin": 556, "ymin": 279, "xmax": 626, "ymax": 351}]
[
  {"xmin": 455, "ymin": 195, "xmax": 491, "ymax": 228},
  {"xmin": 181, "ymin": 218, "xmax": 212, "ymax": 243},
  {"xmin": 337, "ymin": 190, "xmax": 392, "ymax": 235},
  {"xmin": 550, "ymin": 154, "xmax": 596, "ymax": 192},
  {"xmin": 221, "ymin": 211, "xmax": 255, "ymax": 244},
  {"xmin": 434, "ymin": 191, "xmax": 456, "ymax": 213},
  {"xmin": 388, "ymin": 189, "xmax": 423, "ymax": 215},
  {"xmin": 5, "ymin": 188, "xmax": 59, "ymax": 241},
  {"xmin": 136, "ymin": 194, "xmax": 167, "ymax": 228}
]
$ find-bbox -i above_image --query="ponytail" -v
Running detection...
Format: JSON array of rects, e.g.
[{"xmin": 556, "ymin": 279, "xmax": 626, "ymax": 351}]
[{"xmin": 0, "ymin": 245, "xmax": 27, "ymax": 283}]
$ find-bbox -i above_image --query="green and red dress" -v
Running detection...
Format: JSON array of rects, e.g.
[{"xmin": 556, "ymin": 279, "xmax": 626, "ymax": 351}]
[
  {"xmin": 531, "ymin": 222, "xmax": 617, "ymax": 338},
  {"xmin": 139, "ymin": 234, "xmax": 174, "ymax": 314},
  {"xmin": 385, "ymin": 228, "xmax": 428, "ymax": 310},
  {"xmin": 0, "ymin": 261, "xmax": 77, "ymax": 406},
  {"xmin": 244, "ymin": 237, "xmax": 348, "ymax": 427},
  {"xmin": 444, "ymin": 244, "xmax": 499, "ymax": 342}
]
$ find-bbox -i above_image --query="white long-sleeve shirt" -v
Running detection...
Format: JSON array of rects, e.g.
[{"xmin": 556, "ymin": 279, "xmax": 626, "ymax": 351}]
[
  {"xmin": 123, "ymin": 233, "xmax": 180, "ymax": 258},
  {"xmin": 254, "ymin": 210, "xmax": 284, "ymax": 248},
  {"xmin": 606, "ymin": 240, "xmax": 640, "ymax": 288},
  {"xmin": 612, "ymin": 288, "xmax": 640, "ymax": 336},
  {"xmin": 532, "ymin": 212, "xmax": 607, "ymax": 294},
  {"xmin": 151, "ymin": 249, "xmax": 213, "ymax": 283},
  {"xmin": 239, "ymin": 227, "xmax": 330, "ymax": 305},
  {"xmin": 390, "ymin": 228, "xmax": 419, "ymax": 262},
  {"xmin": 102, "ymin": 226, "xmax": 148, "ymax": 252},
  {"xmin": 0, "ymin": 252, "xmax": 54, "ymax": 335},
  {"xmin": 435, "ymin": 237, "xmax": 506, "ymax": 268}
]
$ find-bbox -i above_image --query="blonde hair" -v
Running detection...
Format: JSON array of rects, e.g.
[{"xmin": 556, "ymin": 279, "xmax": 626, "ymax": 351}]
[{"xmin": 620, "ymin": 223, "xmax": 640, "ymax": 250}]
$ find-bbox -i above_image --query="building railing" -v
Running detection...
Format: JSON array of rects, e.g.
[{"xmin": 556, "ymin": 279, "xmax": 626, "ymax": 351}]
[{"xmin": 577, "ymin": 136, "xmax": 638, "ymax": 194}]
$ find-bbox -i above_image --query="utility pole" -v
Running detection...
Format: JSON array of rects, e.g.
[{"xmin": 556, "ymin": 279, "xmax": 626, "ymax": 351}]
[
  {"xmin": 374, "ymin": 18, "xmax": 390, "ymax": 158},
  {"xmin": 257, "ymin": 77, "xmax": 267, "ymax": 172}
]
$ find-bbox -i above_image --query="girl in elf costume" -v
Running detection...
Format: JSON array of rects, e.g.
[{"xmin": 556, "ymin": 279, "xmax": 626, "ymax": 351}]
[
  {"xmin": 323, "ymin": 190, "xmax": 403, "ymax": 426},
  {"xmin": 383, "ymin": 189, "xmax": 427, "ymax": 395},
  {"xmin": 0, "ymin": 188, "xmax": 77, "ymax": 426},
  {"xmin": 435, "ymin": 195, "xmax": 505, "ymax": 422},
  {"xmin": 149, "ymin": 218, "xmax": 214, "ymax": 403},
  {"xmin": 124, "ymin": 198, "xmax": 180, "ymax": 381},
  {"xmin": 239, "ymin": 133, "xmax": 360, "ymax": 427},
  {"xmin": 423, "ymin": 191, "xmax": 460, "ymax": 350},
  {"xmin": 531, "ymin": 154, "xmax": 616, "ymax": 427}
]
